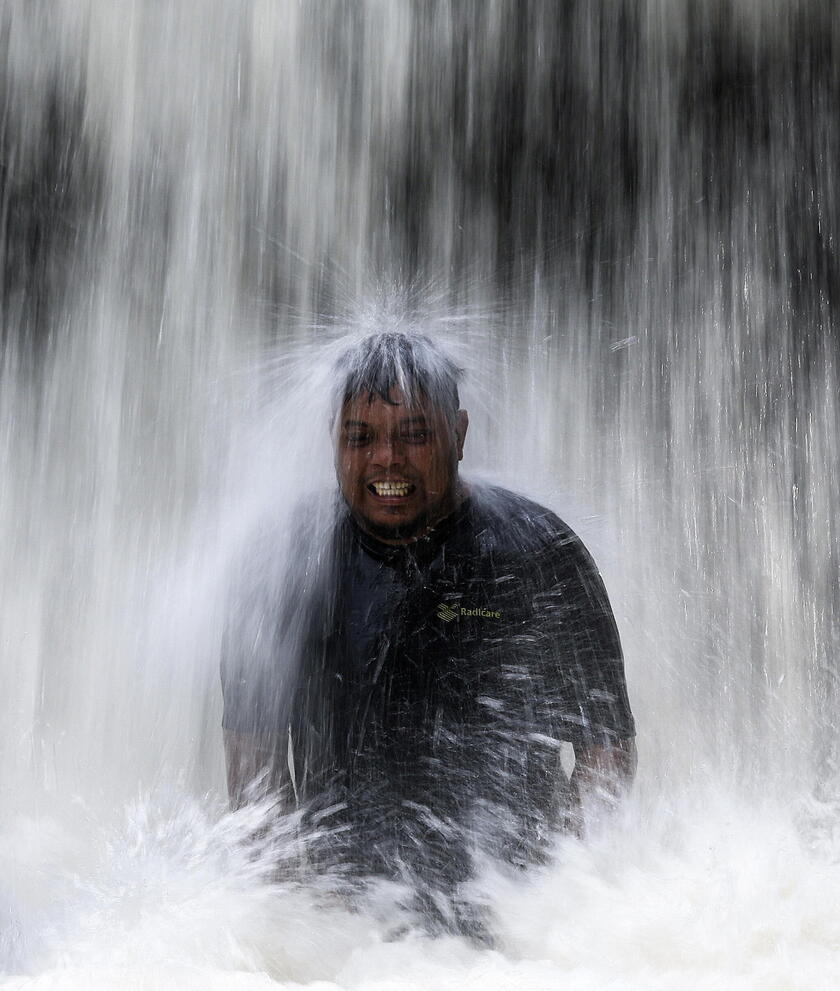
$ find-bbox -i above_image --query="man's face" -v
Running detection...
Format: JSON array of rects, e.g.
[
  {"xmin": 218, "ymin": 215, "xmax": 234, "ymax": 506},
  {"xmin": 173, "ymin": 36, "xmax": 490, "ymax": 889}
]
[{"xmin": 334, "ymin": 387, "xmax": 468, "ymax": 543}]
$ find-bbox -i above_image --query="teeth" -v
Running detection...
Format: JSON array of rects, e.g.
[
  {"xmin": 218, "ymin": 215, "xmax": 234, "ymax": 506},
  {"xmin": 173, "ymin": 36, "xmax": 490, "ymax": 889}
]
[{"xmin": 372, "ymin": 481, "xmax": 412, "ymax": 497}]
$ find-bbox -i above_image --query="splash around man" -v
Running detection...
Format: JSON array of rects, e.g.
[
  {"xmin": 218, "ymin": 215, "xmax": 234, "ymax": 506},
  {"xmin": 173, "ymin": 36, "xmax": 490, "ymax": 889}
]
[{"xmin": 222, "ymin": 331, "xmax": 635, "ymax": 929}]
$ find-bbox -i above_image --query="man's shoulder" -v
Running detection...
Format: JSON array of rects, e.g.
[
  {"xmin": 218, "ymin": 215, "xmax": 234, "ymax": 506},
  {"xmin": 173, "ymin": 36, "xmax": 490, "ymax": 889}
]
[
  {"xmin": 465, "ymin": 483, "xmax": 579, "ymax": 556},
  {"xmin": 228, "ymin": 491, "xmax": 344, "ymax": 596}
]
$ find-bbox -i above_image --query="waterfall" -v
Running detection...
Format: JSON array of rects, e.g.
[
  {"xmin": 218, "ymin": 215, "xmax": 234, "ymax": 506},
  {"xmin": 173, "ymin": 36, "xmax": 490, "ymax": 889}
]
[{"xmin": 1, "ymin": 1, "xmax": 839, "ymax": 986}]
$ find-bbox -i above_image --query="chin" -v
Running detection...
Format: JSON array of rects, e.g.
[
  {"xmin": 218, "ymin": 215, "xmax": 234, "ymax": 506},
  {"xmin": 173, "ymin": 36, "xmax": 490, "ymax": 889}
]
[{"xmin": 362, "ymin": 512, "xmax": 427, "ymax": 542}]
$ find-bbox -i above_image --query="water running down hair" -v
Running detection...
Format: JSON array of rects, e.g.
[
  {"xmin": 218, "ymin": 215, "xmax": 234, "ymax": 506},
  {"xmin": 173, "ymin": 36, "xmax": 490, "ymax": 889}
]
[{"xmin": 333, "ymin": 332, "xmax": 463, "ymax": 419}]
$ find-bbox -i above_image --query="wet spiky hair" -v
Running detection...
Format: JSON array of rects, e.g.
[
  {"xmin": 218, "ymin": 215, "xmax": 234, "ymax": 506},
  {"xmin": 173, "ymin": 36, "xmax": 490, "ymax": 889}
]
[{"xmin": 334, "ymin": 332, "xmax": 462, "ymax": 417}]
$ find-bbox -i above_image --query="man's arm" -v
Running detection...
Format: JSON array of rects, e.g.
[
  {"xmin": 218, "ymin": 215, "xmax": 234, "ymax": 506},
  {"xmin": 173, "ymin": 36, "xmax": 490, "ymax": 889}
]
[{"xmin": 567, "ymin": 737, "xmax": 637, "ymax": 831}]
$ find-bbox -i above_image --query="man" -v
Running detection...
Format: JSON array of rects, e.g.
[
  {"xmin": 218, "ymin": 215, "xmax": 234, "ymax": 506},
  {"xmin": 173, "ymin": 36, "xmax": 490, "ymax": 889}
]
[{"xmin": 222, "ymin": 331, "xmax": 635, "ymax": 917}]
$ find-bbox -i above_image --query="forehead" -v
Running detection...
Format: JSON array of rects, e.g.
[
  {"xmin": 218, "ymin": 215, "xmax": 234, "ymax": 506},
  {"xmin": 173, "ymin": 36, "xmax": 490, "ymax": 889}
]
[{"xmin": 340, "ymin": 386, "xmax": 441, "ymax": 421}]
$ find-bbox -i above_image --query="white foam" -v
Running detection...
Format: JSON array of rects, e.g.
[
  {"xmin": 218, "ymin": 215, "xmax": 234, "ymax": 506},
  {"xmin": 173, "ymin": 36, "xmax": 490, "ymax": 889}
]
[{"xmin": 1, "ymin": 788, "xmax": 840, "ymax": 990}]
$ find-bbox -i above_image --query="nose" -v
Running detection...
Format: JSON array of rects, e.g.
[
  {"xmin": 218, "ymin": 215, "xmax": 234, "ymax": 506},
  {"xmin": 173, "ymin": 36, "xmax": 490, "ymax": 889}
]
[{"xmin": 369, "ymin": 430, "xmax": 406, "ymax": 467}]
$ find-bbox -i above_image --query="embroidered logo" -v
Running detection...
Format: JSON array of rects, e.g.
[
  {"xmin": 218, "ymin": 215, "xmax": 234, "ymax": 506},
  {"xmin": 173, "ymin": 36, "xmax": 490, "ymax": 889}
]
[
  {"xmin": 436, "ymin": 601, "xmax": 502, "ymax": 622},
  {"xmin": 436, "ymin": 602, "xmax": 459, "ymax": 622}
]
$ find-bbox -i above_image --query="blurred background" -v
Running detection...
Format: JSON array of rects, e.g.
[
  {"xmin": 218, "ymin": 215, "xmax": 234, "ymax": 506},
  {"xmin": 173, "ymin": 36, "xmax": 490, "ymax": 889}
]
[{"xmin": 1, "ymin": 1, "xmax": 840, "ymax": 984}]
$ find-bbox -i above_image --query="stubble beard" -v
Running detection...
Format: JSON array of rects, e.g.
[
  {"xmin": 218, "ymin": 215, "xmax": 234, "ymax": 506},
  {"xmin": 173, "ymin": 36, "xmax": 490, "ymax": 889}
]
[{"xmin": 357, "ymin": 507, "xmax": 434, "ymax": 544}]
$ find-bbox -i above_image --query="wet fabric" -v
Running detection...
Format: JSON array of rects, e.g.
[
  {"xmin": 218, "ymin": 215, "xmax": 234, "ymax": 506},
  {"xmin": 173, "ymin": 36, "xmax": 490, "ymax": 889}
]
[{"xmin": 222, "ymin": 483, "xmax": 634, "ymax": 883}]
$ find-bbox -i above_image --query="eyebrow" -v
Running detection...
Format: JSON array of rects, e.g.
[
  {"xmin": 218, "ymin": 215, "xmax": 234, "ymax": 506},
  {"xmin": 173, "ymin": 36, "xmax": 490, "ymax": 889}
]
[{"xmin": 342, "ymin": 416, "xmax": 430, "ymax": 429}]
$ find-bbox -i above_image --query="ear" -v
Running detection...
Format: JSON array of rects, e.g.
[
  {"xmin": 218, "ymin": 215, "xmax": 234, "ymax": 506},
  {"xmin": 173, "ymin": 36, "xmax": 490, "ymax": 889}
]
[{"xmin": 455, "ymin": 409, "xmax": 469, "ymax": 461}]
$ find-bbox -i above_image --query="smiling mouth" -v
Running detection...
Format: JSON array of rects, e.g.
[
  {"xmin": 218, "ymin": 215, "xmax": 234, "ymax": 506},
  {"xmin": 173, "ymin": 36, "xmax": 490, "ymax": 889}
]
[{"xmin": 368, "ymin": 481, "xmax": 415, "ymax": 498}]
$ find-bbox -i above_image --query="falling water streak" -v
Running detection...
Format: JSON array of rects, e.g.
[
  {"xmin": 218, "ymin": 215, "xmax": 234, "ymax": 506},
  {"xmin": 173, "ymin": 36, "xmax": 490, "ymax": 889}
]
[{"xmin": 0, "ymin": 0, "xmax": 839, "ymax": 986}]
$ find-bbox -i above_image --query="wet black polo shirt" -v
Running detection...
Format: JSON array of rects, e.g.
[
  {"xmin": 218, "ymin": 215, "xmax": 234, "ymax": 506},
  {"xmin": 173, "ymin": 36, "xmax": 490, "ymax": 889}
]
[{"xmin": 222, "ymin": 483, "xmax": 634, "ymax": 875}]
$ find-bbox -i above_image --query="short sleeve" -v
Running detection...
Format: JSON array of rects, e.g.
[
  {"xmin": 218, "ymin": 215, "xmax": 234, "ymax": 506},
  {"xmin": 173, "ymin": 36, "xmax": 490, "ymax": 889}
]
[
  {"xmin": 219, "ymin": 520, "xmax": 304, "ymax": 738},
  {"xmin": 529, "ymin": 526, "xmax": 635, "ymax": 747}
]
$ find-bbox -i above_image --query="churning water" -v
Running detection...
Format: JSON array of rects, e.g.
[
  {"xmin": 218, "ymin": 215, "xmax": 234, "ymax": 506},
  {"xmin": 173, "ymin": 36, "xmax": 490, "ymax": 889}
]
[{"xmin": 2, "ymin": 1, "xmax": 840, "ymax": 987}]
